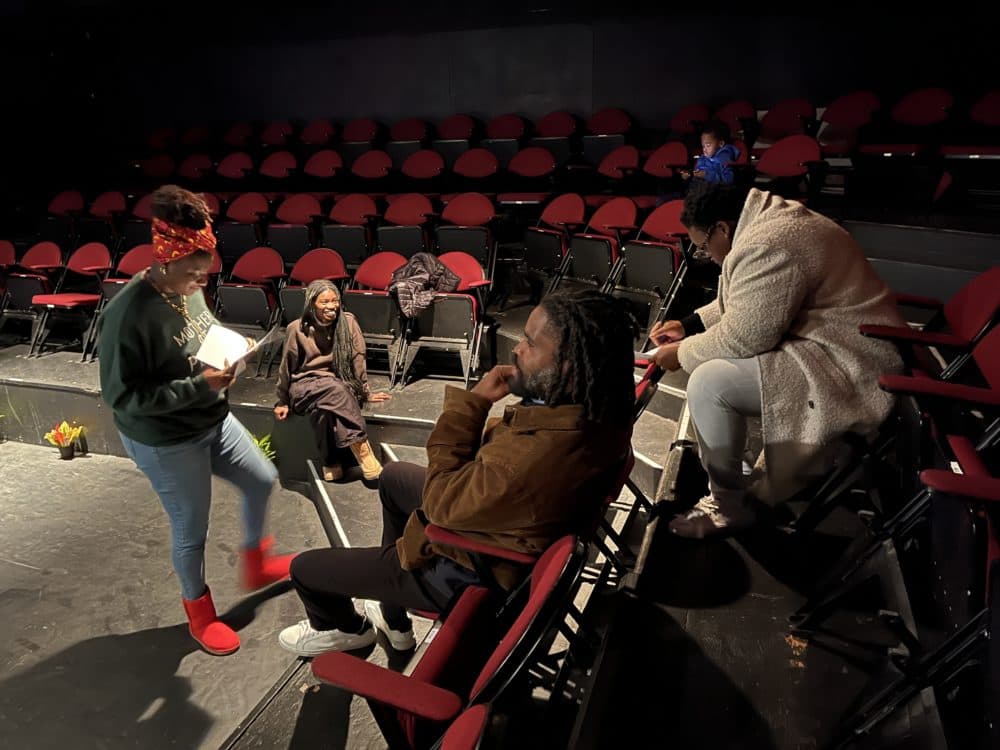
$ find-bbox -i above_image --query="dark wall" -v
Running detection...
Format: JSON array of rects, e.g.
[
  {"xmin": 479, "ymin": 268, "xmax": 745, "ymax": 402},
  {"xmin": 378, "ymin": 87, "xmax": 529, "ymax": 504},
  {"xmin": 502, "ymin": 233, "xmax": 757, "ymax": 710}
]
[
  {"xmin": 77, "ymin": 14, "xmax": 993, "ymax": 133},
  {"xmin": 1, "ymin": 10, "xmax": 993, "ymax": 206}
]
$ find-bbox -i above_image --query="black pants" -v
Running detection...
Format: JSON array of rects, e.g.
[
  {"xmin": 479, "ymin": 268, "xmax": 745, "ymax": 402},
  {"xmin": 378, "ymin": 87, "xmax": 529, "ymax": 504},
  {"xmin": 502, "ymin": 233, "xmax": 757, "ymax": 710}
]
[
  {"xmin": 289, "ymin": 374, "xmax": 366, "ymax": 452},
  {"xmin": 290, "ymin": 462, "xmax": 476, "ymax": 632}
]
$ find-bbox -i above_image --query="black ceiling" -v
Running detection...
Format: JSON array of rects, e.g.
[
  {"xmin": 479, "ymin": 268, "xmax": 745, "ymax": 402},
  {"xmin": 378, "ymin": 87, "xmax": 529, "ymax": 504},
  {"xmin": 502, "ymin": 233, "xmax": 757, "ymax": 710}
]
[{"xmin": 2, "ymin": 2, "xmax": 775, "ymax": 37}]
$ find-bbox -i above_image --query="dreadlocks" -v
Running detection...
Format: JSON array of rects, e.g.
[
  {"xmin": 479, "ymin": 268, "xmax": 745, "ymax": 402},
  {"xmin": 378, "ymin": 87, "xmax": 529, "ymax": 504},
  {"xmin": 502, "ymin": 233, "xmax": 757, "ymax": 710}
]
[
  {"xmin": 538, "ymin": 288, "xmax": 638, "ymax": 425},
  {"xmin": 300, "ymin": 280, "xmax": 368, "ymax": 406}
]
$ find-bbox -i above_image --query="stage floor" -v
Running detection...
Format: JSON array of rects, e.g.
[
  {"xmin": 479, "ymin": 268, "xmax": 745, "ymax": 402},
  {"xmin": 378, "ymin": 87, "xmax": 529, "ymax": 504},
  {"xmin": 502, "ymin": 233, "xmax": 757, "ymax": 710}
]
[
  {"xmin": 0, "ymin": 297, "xmax": 686, "ymax": 749},
  {"xmin": 0, "ymin": 327, "xmax": 680, "ymax": 749},
  {"xmin": 0, "ymin": 430, "xmax": 671, "ymax": 749},
  {"xmin": 0, "ymin": 440, "xmax": 441, "ymax": 750},
  {"xmin": 0, "ymin": 329, "xmax": 941, "ymax": 749}
]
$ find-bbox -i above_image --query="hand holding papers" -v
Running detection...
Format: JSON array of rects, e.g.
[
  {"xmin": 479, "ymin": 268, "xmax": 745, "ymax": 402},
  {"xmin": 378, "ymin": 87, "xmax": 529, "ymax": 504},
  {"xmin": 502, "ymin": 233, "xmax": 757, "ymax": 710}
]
[
  {"xmin": 634, "ymin": 346, "xmax": 665, "ymax": 360},
  {"xmin": 635, "ymin": 342, "xmax": 682, "ymax": 372},
  {"xmin": 195, "ymin": 324, "xmax": 282, "ymax": 377}
]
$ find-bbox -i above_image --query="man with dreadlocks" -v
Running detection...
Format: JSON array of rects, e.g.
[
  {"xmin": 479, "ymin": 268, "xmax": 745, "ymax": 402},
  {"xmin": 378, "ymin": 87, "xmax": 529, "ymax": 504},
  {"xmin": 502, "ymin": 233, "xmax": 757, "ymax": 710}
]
[
  {"xmin": 274, "ymin": 279, "xmax": 390, "ymax": 481},
  {"xmin": 278, "ymin": 288, "xmax": 635, "ymax": 656}
]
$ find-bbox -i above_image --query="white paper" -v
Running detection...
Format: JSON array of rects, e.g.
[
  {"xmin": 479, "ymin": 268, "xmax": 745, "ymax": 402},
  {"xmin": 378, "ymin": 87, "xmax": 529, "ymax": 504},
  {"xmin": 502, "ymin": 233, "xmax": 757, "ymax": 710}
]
[
  {"xmin": 195, "ymin": 324, "xmax": 282, "ymax": 370},
  {"xmin": 634, "ymin": 347, "xmax": 663, "ymax": 359}
]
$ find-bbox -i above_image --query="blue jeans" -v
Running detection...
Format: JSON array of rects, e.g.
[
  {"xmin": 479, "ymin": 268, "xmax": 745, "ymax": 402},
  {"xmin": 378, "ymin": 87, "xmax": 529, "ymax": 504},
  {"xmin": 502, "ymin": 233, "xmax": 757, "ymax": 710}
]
[{"xmin": 120, "ymin": 413, "xmax": 279, "ymax": 600}]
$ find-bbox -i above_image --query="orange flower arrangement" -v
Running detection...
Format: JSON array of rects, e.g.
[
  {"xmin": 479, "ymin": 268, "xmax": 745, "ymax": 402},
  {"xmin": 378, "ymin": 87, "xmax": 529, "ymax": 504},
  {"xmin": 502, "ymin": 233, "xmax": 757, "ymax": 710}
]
[{"xmin": 44, "ymin": 421, "xmax": 85, "ymax": 447}]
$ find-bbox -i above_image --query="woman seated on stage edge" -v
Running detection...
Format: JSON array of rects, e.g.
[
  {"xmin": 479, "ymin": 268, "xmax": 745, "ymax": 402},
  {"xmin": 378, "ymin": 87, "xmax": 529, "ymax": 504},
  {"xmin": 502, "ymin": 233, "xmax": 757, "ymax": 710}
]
[{"xmin": 274, "ymin": 279, "xmax": 391, "ymax": 481}]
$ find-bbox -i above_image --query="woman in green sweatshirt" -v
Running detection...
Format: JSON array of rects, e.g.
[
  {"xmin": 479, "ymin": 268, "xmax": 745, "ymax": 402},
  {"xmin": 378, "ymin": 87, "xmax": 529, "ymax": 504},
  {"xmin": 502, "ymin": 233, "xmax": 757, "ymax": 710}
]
[{"xmin": 98, "ymin": 185, "xmax": 296, "ymax": 656}]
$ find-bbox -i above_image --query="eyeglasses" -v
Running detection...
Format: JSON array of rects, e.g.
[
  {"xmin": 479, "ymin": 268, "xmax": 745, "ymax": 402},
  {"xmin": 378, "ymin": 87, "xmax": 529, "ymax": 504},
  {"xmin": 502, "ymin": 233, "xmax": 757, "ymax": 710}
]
[{"xmin": 692, "ymin": 226, "xmax": 715, "ymax": 259}]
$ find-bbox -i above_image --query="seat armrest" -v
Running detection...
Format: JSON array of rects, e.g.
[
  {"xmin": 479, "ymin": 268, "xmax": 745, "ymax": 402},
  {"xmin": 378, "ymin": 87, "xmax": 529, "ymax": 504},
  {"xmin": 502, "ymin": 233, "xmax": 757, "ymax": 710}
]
[
  {"xmin": 311, "ymin": 652, "xmax": 463, "ymax": 722},
  {"xmin": 551, "ymin": 221, "xmax": 583, "ymax": 232},
  {"xmin": 425, "ymin": 524, "xmax": 536, "ymax": 565},
  {"xmin": 859, "ymin": 323, "xmax": 968, "ymax": 349},
  {"xmin": 921, "ymin": 469, "xmax": 1000, "ymax": 503},
  {"xmin": 879, "ymin": 373, "xmax": 1000, "ymax": 408}
]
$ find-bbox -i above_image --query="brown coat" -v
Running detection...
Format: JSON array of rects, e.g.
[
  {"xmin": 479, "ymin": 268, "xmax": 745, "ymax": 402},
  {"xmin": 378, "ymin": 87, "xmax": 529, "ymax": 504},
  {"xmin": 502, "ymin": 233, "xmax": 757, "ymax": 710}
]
[
  {"xmin": 275, "ymin": 314, "xmax": 368, "ymax": 405},
  {"xmin": 677, "ymin": 189, "xmax": 905, "ymax": 503},
  {"xmin": 397, "ymin": 387, "xmax": 631, "ymax": 589}
]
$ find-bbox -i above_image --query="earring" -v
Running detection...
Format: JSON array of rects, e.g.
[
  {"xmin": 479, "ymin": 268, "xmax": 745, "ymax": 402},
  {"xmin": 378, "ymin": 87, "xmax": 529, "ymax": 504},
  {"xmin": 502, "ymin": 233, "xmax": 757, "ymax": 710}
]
[{"xmin": 159, "ymin": 266, "xmax": 167, "ymax": 275}]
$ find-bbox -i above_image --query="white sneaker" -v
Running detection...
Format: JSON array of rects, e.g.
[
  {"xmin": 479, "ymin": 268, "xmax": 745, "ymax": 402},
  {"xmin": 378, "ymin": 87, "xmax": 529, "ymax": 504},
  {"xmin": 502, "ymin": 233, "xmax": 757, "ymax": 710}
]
[
  {"xmin": 363, "ymin": 600, "xmax": 416, "ymax": 651},
  {"xmin": 668, "ymin": 495, "xmax": 756, "ymax": 539},
  {"xmin": 278, "ymin": 618, "xmax": 376, "ymax": 657}
]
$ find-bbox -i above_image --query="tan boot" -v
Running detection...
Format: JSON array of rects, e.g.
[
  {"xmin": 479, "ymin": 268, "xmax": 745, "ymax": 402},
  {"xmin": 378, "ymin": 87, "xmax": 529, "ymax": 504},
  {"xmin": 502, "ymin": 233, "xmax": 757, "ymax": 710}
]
[
  {"xmin": 322, "ymin": 464, "xmax": 343, "ymax": 482},
  {"xmin": 350, "ymin": 440, "xmax": 383, "ymax": 480}
]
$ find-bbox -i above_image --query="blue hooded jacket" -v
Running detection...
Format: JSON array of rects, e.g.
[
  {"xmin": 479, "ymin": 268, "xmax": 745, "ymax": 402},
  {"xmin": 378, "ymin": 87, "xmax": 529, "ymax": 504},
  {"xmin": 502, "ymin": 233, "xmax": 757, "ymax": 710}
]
[{"xmin": 694, "ymin": 143, "xmax": 741, "ymax": 184}]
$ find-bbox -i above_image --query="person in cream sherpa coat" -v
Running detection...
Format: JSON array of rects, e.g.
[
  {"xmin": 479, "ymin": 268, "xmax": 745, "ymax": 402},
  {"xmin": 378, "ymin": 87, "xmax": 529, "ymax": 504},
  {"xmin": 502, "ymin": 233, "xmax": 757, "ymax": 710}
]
[{"xmin": 650, "ymin": 184, "xmax": 906, "ymax": 538}]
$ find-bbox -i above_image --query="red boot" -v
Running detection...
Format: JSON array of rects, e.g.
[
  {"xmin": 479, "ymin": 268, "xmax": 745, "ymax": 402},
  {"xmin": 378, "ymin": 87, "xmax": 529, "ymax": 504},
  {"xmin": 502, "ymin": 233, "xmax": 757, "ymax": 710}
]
[
  {"xmin": 241, "ymin": 536, "xmax": 296, "ymax": 591},
  {"xmin": 182, "ymin": 588, "xmax": 240, "ymax": 656}
]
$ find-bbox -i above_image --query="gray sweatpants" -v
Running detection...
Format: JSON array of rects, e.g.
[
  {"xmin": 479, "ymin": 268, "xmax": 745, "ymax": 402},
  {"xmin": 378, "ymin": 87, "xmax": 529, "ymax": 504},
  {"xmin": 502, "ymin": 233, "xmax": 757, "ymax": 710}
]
[{"xmin": 685, "ymin": 357, "xmax": 762, "ymax": 508}]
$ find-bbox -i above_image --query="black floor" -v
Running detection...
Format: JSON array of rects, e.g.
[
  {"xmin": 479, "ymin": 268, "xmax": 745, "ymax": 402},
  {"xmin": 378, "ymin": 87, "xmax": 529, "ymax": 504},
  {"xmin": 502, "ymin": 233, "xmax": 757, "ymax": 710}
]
[{"xmin": 588, "ymin": 496, "xmax": 963, "ymax": 750}]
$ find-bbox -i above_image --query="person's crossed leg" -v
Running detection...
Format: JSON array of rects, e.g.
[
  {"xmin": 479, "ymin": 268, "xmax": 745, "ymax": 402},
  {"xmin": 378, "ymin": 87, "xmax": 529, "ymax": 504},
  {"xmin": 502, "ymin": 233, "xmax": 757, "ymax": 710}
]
[
  {"xmin": 279, "ymin": 462, "xmax": 449, "ymax": 656},
  {"xmin": 670, "ymin": 357, "xmax": 761, "ymax": 539}
]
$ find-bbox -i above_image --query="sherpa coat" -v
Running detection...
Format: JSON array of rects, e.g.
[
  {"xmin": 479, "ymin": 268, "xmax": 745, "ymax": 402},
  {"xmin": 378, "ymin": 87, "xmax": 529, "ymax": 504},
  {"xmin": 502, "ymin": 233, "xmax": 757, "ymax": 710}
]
[{"xmin": 677, "ymin": 189, "xmax": 906, "ymax": 504}]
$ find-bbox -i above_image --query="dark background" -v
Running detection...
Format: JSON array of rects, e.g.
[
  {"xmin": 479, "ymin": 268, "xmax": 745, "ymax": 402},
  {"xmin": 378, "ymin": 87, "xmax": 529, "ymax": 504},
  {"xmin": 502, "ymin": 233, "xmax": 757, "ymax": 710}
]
[{"xmin": 0, "ymin": 3, "xmax": 992, "ymax": 214}]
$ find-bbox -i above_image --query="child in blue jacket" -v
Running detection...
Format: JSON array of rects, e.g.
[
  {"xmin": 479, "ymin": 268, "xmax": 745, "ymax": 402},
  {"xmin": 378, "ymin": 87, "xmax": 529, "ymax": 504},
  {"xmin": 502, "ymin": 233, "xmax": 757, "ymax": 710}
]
[{"xmin": 681, "ymin": 120, "xmax": 741, "ymax": 184}]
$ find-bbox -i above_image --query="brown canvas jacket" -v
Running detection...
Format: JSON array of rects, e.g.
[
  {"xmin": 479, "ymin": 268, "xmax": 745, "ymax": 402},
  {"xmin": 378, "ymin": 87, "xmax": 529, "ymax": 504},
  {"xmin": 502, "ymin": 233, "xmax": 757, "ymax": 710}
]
[{"xmin": 397, "ymin": 386, "xmax": 631, "ymax": 589}]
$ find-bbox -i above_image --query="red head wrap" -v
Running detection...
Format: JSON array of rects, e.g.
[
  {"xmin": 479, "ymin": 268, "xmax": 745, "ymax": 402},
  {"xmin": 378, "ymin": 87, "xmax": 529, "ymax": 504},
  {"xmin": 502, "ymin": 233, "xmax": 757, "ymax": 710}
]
[{"xmin": 151, "ymin": 218, "xmax": 217, "ymax": 264}]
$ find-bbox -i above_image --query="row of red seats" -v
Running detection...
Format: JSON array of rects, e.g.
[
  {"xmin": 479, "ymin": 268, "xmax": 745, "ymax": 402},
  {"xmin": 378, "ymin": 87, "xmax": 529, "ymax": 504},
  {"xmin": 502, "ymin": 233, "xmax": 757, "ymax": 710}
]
[
  {"xmin": 786, "ymin": 268, "xmax": 1000, "ymax": 746},
  {"xmin": 207, "ymin": 244, "xmax": 491, "ymax": 387},
  {"xmin": 140, "ymin": 89, "xmax": 1000, "ymax": 157},
  {"xmin": 132, "ymin": 90, "xmax": 1000, "ymax": 186},
  {"xmin": 143, "ymin": 108, "xmax": 633, "ymax": 153},
  {"xmin": 16, "ymin": 187, "xmax": 688, "ymax": 333},
  {"xmin": 36, "ymin": 190, "xmax": 497, "ymax": 272},
  {"xmin": 0, "ymin": 236, "xmax": 493, "ymax": 389},
  {"xmin": 128, "ymin": 134, "xmax": 827, "ymax": 211}
]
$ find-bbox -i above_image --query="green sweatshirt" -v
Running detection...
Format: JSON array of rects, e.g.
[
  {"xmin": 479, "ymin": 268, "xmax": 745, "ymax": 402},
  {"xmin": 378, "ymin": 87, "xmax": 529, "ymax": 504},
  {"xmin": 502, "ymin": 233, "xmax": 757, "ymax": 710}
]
[{"xmin": 98, "ymin": 273, "xmax": 228, "ymax": 446}]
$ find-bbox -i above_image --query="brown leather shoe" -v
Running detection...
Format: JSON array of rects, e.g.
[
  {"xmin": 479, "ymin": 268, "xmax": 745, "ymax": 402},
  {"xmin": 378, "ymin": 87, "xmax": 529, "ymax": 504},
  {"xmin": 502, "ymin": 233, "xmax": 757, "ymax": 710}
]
[{"xmin": 349, "ymin": 440, "xmax": 383, "ymax": 480}]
